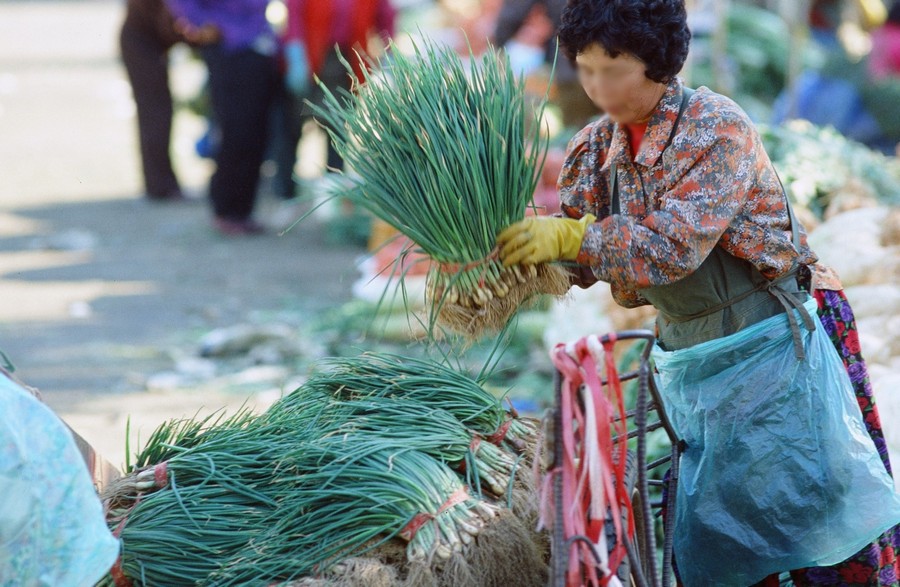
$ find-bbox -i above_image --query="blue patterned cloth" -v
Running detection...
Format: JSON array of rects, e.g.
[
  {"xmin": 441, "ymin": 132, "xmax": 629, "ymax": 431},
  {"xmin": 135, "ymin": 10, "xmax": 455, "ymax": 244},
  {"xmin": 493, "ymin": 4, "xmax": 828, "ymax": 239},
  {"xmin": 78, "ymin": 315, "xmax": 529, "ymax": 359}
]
[{"xmin": 0, "ymin": 374, "xmax": 119, "ymax": 586}]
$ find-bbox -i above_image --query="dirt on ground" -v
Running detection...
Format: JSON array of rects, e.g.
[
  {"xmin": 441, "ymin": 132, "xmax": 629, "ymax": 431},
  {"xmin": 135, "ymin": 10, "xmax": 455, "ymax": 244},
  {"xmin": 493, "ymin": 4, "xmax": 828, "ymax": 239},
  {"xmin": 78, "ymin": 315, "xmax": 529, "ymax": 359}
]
[{"xmin": 0, "ymin": 0, "xmax": 364, "ymax": 469}]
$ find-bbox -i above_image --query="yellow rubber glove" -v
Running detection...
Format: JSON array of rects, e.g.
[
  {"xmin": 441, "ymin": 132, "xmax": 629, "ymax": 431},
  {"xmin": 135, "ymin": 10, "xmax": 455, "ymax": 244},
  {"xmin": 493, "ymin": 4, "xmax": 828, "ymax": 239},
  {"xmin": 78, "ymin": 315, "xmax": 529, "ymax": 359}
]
[{"xmin": 497, "ymin": 214, "xmax": 596, "ymax": 266}]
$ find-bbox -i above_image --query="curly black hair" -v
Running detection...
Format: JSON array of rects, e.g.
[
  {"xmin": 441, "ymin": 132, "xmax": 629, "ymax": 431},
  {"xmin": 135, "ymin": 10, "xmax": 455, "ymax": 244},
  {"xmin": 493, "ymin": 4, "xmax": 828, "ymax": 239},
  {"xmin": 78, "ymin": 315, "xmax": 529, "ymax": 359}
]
[{"xmin": 558, "ymin": 0, "xmax": 692, "ymax": 83}]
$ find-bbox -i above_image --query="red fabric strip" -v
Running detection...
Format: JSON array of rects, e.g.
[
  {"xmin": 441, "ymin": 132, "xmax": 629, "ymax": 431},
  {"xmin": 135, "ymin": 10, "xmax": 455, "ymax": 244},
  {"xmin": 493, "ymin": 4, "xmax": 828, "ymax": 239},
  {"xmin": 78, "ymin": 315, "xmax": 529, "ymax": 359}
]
[
  {"xmin": 153, "ymin": 461, "xmax": 168, "ymax": 489},
  {"xmin": 546, "ymin": 334, "xmax": 636, "ymax": 587}
]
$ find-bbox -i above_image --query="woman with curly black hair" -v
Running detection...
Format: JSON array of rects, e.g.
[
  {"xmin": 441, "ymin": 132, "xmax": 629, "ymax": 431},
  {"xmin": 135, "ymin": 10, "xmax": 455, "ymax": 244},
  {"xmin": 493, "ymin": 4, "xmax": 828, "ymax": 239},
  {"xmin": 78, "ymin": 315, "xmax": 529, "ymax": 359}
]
[{"xmin": 497, "ymin": 0, "xmax": 900, "ymax": 584}]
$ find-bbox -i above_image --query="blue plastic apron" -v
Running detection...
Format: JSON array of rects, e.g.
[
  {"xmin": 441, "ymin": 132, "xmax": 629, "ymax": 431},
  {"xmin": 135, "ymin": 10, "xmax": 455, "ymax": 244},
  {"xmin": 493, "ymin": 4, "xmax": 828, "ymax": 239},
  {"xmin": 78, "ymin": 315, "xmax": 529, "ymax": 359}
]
[{"xmin": 651, "ymin": 299, "xmax": 900, "ymax": 585}]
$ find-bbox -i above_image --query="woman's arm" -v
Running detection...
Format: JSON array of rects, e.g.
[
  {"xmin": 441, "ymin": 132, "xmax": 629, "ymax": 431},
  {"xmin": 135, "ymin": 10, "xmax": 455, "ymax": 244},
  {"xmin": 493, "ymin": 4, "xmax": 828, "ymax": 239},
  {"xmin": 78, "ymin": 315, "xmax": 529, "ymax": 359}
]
[
  {"xmin": 557, "ymin": 122, "xmax": 612, "ymax": 221},
  {"xmin": 554, "ymin": 120, "xmax": 653, "ymax": 305}
]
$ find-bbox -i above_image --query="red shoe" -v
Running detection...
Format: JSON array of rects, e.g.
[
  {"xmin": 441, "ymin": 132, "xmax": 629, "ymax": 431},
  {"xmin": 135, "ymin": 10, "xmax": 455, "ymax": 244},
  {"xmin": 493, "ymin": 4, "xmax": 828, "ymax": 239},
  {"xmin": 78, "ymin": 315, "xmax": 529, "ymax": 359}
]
[{"xmin": 213, "ymin": 217, "xmax": 266, "ymax": 236}]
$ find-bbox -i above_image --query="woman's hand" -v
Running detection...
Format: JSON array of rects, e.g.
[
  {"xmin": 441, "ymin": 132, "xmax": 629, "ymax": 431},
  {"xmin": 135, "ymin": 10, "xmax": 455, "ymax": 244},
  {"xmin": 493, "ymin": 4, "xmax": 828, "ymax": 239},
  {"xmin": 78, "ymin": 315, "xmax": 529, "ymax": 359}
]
[
  {"xmin": 175, "ymin": 18, "xmax": 221, "ymax": 46},
  {"xmin": 497, "ymin": 214, "xmax": 596, "ymax": 266}
]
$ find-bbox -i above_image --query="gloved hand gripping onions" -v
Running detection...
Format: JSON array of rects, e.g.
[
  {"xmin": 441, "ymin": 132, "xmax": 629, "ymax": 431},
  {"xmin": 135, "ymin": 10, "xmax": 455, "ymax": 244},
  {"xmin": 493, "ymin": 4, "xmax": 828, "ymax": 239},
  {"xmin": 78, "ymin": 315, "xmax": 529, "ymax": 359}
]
[{"xmin": 311, "ymin": 40, "xmax": 571, "ymax": 339}]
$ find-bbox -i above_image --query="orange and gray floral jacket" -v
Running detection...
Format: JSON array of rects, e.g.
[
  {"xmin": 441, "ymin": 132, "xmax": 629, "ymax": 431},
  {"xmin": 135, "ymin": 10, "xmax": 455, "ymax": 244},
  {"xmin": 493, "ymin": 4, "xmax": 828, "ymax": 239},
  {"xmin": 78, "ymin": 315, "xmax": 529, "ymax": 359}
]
[{"xmin": 558, "ymin": 77, "xmax": 841, "ymax": 308}]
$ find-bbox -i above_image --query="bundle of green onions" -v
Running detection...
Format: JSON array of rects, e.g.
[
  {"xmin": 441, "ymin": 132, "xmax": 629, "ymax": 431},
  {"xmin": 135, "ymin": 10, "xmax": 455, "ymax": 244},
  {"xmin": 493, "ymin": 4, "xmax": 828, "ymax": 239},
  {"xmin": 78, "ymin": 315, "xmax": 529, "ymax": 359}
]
[
  {"xmin": 100, "ymin": 423, "xmax": 289, "ymax": 586},
  {"xmin": 312, "ymin": 40, "xmax": 570, "ymax": 339},
  {"xmin": 268, "ymin": 391, "xmax": 518, "ymax": 498},
  {"xmin": 101, "ymin": 407, "xmax": 260, "ymax": 506},
  {"xmin": 283, "ymin": 352, "xmax": 542, "ymax": 522},
  {"xmin": 292, "ymin": 352, "xmax": 539, "ymax": 450},
  {"xmin": 209, "ymin": 440, "xmax": 500, "ymax": 585}
]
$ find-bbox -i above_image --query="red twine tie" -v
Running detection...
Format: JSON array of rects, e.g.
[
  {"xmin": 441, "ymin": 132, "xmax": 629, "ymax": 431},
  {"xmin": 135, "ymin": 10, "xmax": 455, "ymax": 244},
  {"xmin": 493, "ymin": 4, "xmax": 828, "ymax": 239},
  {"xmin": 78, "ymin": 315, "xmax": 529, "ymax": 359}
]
[
  {"xmin": 110, "ymin": 559, "xmax": 133, "ymax": 587},
  {"xmin": 436, "ymin": 247, "xmax": 501, "ymax": 288},
  {"xmin": 399, "ymin": 487, "xmax": 470, "ymax": 541},
  {"xmin": 153, "ymin": 461, "xmax": 168, "ymax": 488},
  {"xmin": 486, "ymin": 419, "xmax": 512, "ymax": 445},
  {"xmin": 109, "ymin": 493, "xmax": 143, "ymax": 587}
]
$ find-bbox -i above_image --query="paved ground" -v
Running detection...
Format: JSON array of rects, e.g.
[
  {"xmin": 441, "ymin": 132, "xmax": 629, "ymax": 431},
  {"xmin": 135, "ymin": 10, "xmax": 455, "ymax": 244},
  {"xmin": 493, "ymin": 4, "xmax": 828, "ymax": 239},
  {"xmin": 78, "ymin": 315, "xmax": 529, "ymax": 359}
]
[{"xmin": 0, "ymin": 0, "xmax": 364, "ymax": 467}]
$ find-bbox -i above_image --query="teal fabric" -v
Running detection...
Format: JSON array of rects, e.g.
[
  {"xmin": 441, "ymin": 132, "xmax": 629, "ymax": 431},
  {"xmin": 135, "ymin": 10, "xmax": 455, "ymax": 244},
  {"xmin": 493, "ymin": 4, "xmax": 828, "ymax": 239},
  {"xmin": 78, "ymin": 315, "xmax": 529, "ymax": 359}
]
[
  {"xmin": 0, "ymin": 375, "xmax": 119, "ymax": 586},
  {"xmin": 652, "ymin": 297, "xmax": 900, "ymax": 586}
]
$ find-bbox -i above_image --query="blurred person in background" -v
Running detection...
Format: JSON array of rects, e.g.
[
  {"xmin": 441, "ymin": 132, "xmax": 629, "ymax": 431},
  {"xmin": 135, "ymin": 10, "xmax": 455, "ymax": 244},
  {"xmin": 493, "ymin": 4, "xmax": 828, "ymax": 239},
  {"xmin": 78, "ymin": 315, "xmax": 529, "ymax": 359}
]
[
  {"xmin": 442, "ymin": 0, "xmax": 503, "ymax": 57},
  {"xmin": 268, "ymin": 0, "xmax": 396, "ymax": 202},
  {"xmin": 810, "ymin": 0, "xmax": 893, "ymax": 50},
  {"xmin": 493, "ymin": 0, "xmax": 554, "ymax": 76},
  {"xmin": 494, "ymin": 0, "xmax": 599, "ymax": 129},
  {"xmin": 165, "ymin": 0, "xmax": 280, "ymax": 236},
  {"xmin": 869, "ymin": 1, "xmax": 900, "ymax": 79},
  {"xmin": 809, "ymin": 0, "xmax": 845, "ymax": 48},
  {"xmin": 119, "ymin": 0, "xmax": 189, "ymax": 202},
  {"xmin": 867, "ymin": 0, "xmax": 900, "ymax": 155},
  {"xmin": 774, "ymin": 0, "xmax": 900, "ymax": 154}
]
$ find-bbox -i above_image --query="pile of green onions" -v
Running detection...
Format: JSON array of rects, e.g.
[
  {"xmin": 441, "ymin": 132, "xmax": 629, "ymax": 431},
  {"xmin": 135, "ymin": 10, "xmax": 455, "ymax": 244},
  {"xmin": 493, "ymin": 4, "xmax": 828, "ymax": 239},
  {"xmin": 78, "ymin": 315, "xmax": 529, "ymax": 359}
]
[
  {"xmin": 312, "ymin": 39, "xmax": 570, "ymax": 338},
  {"xmin": 99, "ymin": 353, "xmax": 543, "ymax": 585}
]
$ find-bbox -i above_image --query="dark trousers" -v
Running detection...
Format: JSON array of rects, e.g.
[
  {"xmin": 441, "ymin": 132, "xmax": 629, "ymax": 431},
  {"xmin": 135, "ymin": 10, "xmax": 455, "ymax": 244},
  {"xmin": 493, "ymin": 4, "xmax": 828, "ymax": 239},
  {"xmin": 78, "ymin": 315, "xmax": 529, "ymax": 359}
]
[
  {"xmin": 203, "ymin": 45, "xmax": 279, "ymax": 221},
  {"xmin": 269, "ymin": 51, "xmax": 352, "ymax": 199},
  {"xmin": 268, "ymin": 86, "xmax": 306, "ymax": 199},
  {"xmin": 119, "ymin": 20, "xmax": 180, "ymax": 199}
]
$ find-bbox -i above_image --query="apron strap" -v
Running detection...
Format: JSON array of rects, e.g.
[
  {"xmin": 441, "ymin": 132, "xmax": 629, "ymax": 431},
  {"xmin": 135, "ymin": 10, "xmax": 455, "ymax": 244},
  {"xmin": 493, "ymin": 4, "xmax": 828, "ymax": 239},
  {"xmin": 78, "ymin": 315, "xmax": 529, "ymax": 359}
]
[
  {"xmin": 660, "ymin": 271, "xmax": 796, "ymax": 324},
  {"xmin": 769, "ymin": 284, "xmax": 817, "ymax": 360},
  {"xmin": 771, "ymin": 170, "xmax": 802, "ymax": 251}
]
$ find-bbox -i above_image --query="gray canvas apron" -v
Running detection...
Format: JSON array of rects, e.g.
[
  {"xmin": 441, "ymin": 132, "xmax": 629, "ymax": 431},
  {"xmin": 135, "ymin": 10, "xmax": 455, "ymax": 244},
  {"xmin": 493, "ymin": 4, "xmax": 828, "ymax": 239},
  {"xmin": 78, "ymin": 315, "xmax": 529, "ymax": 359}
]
[{"xmin": 610, "ymin": 88, "xmax": 814, "ymax": 357}]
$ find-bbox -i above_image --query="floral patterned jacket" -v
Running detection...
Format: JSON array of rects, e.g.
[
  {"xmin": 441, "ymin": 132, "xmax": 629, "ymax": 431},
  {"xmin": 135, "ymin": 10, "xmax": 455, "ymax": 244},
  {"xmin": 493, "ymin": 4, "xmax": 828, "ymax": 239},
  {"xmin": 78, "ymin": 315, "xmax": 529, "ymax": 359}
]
[{"xmin": 559, "ymin": 77, "xmax": 841, "ymax": 308}]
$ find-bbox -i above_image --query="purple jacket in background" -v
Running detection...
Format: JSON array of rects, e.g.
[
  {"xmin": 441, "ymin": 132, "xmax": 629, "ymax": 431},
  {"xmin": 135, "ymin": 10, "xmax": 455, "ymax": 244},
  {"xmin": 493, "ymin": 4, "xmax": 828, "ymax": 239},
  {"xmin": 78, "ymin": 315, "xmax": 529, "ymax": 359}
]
[{"xmin": 164, "ymin": 0, "xmax": 274, "ymax": 52}]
